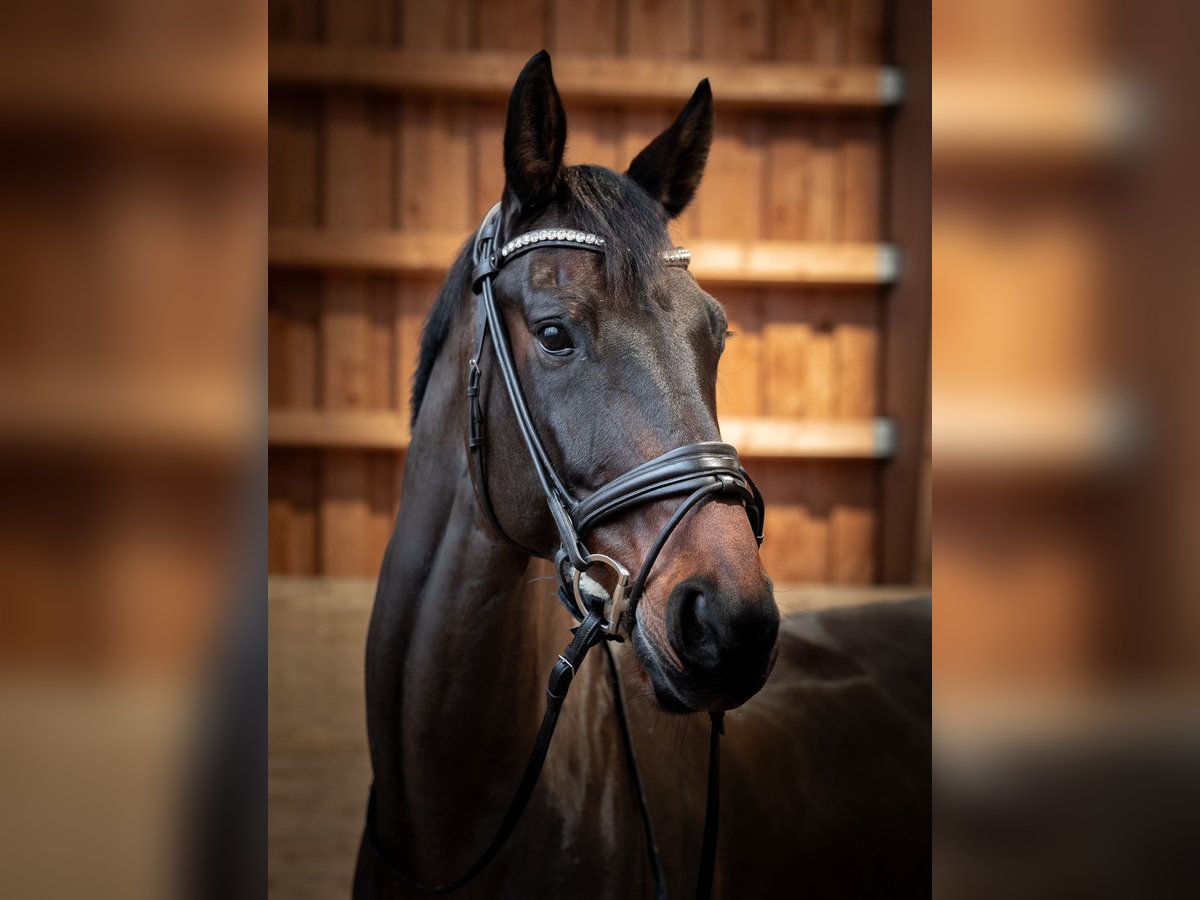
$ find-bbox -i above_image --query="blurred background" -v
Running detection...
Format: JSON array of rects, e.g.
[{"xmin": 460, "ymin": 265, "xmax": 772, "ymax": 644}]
[
  {"xmin": 0, "ymin": 0, "xmax": 1196, "ymax": 898},
  {"xmin": 0, "ymin": 1, "xmax": 264, "ymax": 900},
  {"xmin": 933, "ymin": 0, "xmax": 1200, "ymax": 896}
]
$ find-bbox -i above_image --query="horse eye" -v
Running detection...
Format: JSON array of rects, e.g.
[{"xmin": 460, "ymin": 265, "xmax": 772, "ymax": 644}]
[{"xmin": 535, "ymin": 323, "xmax": 574, "ymax": 355}]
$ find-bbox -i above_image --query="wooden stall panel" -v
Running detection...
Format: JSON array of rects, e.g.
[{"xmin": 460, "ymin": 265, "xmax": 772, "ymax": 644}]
[
  {"xmin": 267, "ymin": 0, "xmax": 894, "ymax": 582},
  {"xmin": 268, "ymin": 71, "xmax": 324, "ymax": 574},
  {"xmin": 269, "ymin": 450, "xmax": 320, "ymax": 575},
  {"xmin": 319, "ymin": 0, "xmax": 402, "ymax": 577},
  {"xmin": 625, "ymin": 0, "xmax": 696, "ymax": 59},
  {"xmin": 755, "ymin": 460, "xmax": 877, "ymax": 584},
  {"xmin": 549, "ymin": 0, "xmax": 622, "ymax": 171}
]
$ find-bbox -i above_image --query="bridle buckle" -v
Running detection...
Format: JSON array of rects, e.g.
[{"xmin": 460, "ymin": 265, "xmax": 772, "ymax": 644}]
[{"xmin": 572, "ymin": 553, "xmax": 630, "ymax": 636}]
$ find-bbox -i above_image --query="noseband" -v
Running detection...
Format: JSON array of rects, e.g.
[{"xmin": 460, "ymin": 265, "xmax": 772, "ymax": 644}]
[{"xmin": 365, "ymin": 203, "xmax": 766, "ymax": 899}]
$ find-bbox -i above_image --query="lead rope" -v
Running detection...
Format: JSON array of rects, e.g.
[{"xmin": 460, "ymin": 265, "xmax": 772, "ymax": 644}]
[
  {"xmin": 603, "ymin": 641, "xmax": 724, "ymax": 900},
  {"xmin": 603, "ymin": 640, "xmax": 668, "ymax": 900},
  {"xmin": 697, "ymin": 712, "xmax": 724, "ymax": 900}
]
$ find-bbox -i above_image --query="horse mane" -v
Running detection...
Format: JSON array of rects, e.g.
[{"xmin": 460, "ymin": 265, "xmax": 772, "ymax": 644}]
[{"xmin": 409, "ymin": 164, "xmax": 671, "ymax": 426}]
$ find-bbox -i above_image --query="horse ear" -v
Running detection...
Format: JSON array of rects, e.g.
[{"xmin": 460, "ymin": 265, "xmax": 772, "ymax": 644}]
[
  {"xmin": 503, "ymin": 50, "xmax": 567, "ymax": 214},
  {"xmin": 626, "ymin": 80, "xmax": 714, "ymax": 218}
]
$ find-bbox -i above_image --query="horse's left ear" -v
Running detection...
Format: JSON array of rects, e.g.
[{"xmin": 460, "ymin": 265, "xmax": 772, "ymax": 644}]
[
  {"xmin": 503, "ymin": 50, "xmax": 567, "ymax": 215},
  {"xmin": 626, "ymin": 79, "xmax": 714, "ymax": 218}
]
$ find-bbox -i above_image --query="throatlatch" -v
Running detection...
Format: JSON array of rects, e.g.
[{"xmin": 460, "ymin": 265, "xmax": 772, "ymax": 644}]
[{"xmin": 367, "ymin": 203, "xmax": 766, "ymax": 899}]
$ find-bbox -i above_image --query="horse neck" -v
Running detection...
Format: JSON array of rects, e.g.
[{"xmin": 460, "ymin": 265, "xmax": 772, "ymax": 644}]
[{"xmin": 364, "ymin": 322, "xmax": 604, "ymax": 874}]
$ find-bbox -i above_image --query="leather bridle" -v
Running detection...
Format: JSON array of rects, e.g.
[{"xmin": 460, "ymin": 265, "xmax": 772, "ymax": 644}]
[{"xmin": 365, "ymin": 203, "xmax": 767, "ymax": 899}]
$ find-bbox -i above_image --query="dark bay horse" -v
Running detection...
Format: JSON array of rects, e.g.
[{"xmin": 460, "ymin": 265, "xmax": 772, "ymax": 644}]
[{"xmin": 353, "ymin": 51, "xmax": 930, "ymax": 899}]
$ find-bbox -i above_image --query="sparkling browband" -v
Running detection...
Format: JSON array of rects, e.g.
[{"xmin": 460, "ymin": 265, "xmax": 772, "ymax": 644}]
[
  {"xmin": 661, "ymin": 247, "xmax": 692, "ymax": 266},
  {"xmin": 496, "ymin": 227, "xmax": 691, "ymax": 269},
  {"xmin": 499, "ymin": 228, "xmax": 605, "ymax": 258}
]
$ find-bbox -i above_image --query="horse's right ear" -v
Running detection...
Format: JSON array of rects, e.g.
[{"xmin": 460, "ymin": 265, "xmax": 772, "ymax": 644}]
[
  {"xmin": 626, "ymin": 79, "xmax": 714, "ymax": 218},
  {"xmin": 503, "ymin": 50, "xmax": 567, "ymax": 216}
]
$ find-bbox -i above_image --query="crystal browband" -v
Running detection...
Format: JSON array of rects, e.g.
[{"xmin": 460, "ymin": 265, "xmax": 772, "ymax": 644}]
[
  {"xmin": 499, "ymin": 228, "xmax": 605, "ymax": 257},
  {"xmin": 495, "ymin": 227, "xmax": 691, "ymax": 270}
]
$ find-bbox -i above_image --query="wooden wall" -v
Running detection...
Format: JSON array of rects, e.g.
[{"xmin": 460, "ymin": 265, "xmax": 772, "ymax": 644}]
[{"xmin": 268, "ymin": 0, "xmax": 922, "ymax": 584}]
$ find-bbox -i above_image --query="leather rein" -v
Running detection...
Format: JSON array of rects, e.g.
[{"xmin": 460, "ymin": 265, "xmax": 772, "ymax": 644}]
[{"xmin": 366, "ymin": 203, "xmax": 766, "ymax": 899}]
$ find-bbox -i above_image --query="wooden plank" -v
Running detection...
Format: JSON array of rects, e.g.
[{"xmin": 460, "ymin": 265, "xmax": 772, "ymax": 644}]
[
  {"xmin": 716, "ymin": 291, "xmax": 764, "ymax": 418},
  {"xmin": 550, "ymin": 0, "xmax": 618, "ymax": 56},
  {"xmin": 720, "ymin": 416, "xmax": 894, "ymax": 458},
  {"xmin": 764, "ymin": 118, "xmax": 807, "ymax": 239},
  {"xmin": 473, "ymin": 102, "xmax": 507, "ymax": 217},
  {"xmin": 762, "ymin": 292, "xmax": 809, "ymax": 418},
  {"xmin": 366, "ymin": 281, "xmax": 395, "ymax": 409},
  {"xmin": 840, "ymin": 117, "xmax": 882, "ymax": 241},
  {"xmin": 550, "ymin": 0, "xmax": 622, "ymax": 177},
  {"xmin": 398, "ymin": 98, "xmax": 474, "ymax": 232},
  {"xmin": 880, "ymin": 0, "xmax": 931, "ymax": 583},
  {"xmin": 267, "ymin": 272, "xmax": 321, "ymax": 409},
  {"xmin": 624, "ymin": 0, "xmax": 694, "ymax": 59},
  {"xmin": 399, "ymin": 1, "xmax": 475, "ymax": 234},
  {"xmin": 325, "ymin": 0, "xmax": 395, "ymax": 46},
  {"xmin": 806, "ymin": 119, "xmax": 841, "ymax": 240},
  {"xmin": 764, "ymin": 117, "xmax": 842, "ymax": 241},
  {"xmin": 699, "ymin": 0, "xmax": 770, "ymax": 62},
  {"xmin": 270, "ymin": 409, "xmax": 410, "ymax": 449},
  {"xmin": 268, "ymin": 47, "xmax": 900, "ymax": 112},
  {"xmin": 699, "ymin": 112, "xmax": 765, "ymax": 239},
  {"xmin": 269, "ymin": 91, "xmax": 321, "ymax": 228},
  {"xmin": 268, "ymin": 450, "xmax": 319, "ymax": 575},
  {"xmin": 269, "ymin": 0, "xmax": 322, "ymax": 43},
  {"xmin": 323, "ymin": 92, "xmax": 395, "ymax": 229},
  {"xmin": 269, "ymin": 229, "xmax": 897, "ymax": 286},
  {"xmin": 846, "ymin": 0, "xmax": 885, "ymax": 65},
  {"xmin": 763, "ymin": 293, "xmax": 834, "ymax": 417},
  {"xmin": 833, "ymin": 295, "xmax": 879, "ymax": 418},
  {"xmin": 269, "ymin": 409, "xmax": 895, "ymax": 458},
  {"xmin": 400, "ymin": 0, "xmax": 471, "ymax": 50},
  {"xmin": 753, "ymin": 460, "xmax": 829, "ymax": 581},
  {"xmin": 478, "ymin": 0, "xmax": 547, "ymax": 52},
  {"xmin": 772, "ymin": 0, "xmax": 845, "ymax": 64},
  {"xmin": 319, "ymin": 49, "xmax": 396, "ymax": 576},
  {"xmin": 268, "ymin": 58, "xmax": 321, "ymax": 577}
]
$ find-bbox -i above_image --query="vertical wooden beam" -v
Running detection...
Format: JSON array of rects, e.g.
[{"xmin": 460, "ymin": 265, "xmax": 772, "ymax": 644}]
[
  {"xmin": 625, "ymin": 0, "xmax": 694, "ymax": 60},
  {"xmin": 550, "ymin": 0, "xmax": 620, "ymax": 169},
  {"xmin": 267, "ymin": 49, "xmax": 323, "ymax": 574},
  {"xmin": 319, "ymin": 1, "xmax": 398, "ymax": 576},
  {"xmin": 879, "ymin": 0, "xmax": 931, "ymax": 583},
  {"xmin": 624, "ymin": 0, "xmax": 697, "ymax": 238}
]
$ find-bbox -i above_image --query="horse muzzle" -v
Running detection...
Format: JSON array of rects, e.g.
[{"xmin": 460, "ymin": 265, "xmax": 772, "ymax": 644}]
[{"xmin": 633, "ymin": 574, "xmax": 780, "ymax": 712}]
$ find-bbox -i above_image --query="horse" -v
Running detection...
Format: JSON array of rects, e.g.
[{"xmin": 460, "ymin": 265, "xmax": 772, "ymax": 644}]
[{"xmin": 353, "ymin": 51, "xmax": 931, "ymax": 899}]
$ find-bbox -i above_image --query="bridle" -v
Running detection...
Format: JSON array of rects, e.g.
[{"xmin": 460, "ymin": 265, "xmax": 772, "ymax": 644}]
[{"xmin": 365, "ymin": 203, "xmax": 767, "ymax": 899}]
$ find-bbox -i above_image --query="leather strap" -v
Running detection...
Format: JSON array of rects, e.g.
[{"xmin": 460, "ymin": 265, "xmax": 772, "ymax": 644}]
[
  {"xmin": 571, "ymin": 442, "xmax": 764, "ymax": 544},
  {"xmin": 696, "ymin": 712, "xmax": 724, "ymax": 900}
]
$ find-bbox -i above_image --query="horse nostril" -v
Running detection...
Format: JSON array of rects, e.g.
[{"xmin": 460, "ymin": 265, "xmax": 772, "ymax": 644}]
[
  {"xmin": 668, "ymin": 579, "xmax": 721, "ymax": 670},
  {"xmin": 666, "ymin": 576, "xmax": 780, "ymax": 679}
]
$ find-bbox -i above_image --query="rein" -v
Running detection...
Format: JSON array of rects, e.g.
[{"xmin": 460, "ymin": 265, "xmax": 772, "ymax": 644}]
[{"xmin": 366, "ymin": 203, "xmax": 765, "ymax": 898}]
